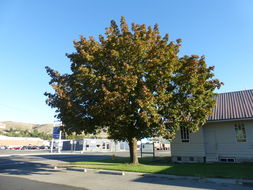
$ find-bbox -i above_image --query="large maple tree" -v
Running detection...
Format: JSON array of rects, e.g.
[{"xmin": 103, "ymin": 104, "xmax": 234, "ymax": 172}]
[{"xmin": 45, "ymin": 17, "xmax": 222, "ymax": 164}]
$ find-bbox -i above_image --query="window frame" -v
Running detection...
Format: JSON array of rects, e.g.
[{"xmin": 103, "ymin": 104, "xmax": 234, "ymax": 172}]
[
  {"xmin": 235, "ymin": 123, "xmax": 247, "ymax": 142},
  {"xmin": 180, "ymin": 126, "xmax": 189, "ymax": 142}
]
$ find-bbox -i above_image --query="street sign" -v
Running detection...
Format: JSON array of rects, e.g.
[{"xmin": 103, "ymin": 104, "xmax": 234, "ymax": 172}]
[
  {"xmin": 53, "ymin": 126, "xmax": 61, "ymax": 139},
  {"xmin": 141, "ymin": 142, "xmax": 155, "ymax": 158},
  {"xmin": 142, "ymin": 144, "xmax": 153, "ymax": 152}
]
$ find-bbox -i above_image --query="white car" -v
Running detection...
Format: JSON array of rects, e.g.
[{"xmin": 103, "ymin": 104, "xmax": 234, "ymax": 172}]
[{"xmin": 0, "ymin": 146, "xmax": 6, "ymax": 150}]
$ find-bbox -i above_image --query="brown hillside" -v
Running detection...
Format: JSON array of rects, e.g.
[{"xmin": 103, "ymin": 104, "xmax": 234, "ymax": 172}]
[{"xmin": 0, "ymin": 121, "xmax": 53, "ymax": 133}]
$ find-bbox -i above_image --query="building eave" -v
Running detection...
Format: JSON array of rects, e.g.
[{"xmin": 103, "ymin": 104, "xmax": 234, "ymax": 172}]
[{"xmin": 206, "ymin": 117, "xmax": 253, "ymax": 123}]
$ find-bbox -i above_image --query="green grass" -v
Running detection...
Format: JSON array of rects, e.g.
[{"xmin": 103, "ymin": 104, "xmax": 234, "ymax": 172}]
[{"xmin": 64, "ymin": 157, "xmax": 253, "ymax": 179}]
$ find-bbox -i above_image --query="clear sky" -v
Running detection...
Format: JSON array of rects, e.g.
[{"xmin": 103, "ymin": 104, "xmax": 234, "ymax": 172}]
[{"xmin": 0, "ymin": 0, "xmax": 253, "ymax": 124}]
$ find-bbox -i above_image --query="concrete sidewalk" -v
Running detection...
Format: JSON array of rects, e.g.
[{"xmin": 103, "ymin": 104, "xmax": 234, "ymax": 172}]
[
  {"xmin": 59, "ymin": 166, "xmax": 253, "ymax": 186},
  {"xmin": 1, "ymin": 166, "xmax": 252, "ymax": 190}
]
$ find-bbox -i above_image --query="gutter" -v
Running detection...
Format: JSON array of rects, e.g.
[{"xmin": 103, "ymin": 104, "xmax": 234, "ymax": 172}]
[{"xmin": 206, "ymin": 117, "xmax": 253, "ymax": 123}]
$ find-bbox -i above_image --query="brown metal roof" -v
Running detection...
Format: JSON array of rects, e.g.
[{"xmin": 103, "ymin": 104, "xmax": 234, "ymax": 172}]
[{"xmin": 208, "ymin": 89, "xmax": 253, "ymax": 121}]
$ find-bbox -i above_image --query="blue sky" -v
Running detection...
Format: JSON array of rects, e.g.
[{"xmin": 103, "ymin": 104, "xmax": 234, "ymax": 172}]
[{"xmin": 0, "ymin": 0, "xmax": 252, "ymax": 124}]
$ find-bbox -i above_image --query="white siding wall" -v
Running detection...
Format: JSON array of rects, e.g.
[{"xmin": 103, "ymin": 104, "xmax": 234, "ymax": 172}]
[
  {"xmin": 204, "ymin": 120, "xmax": 253, "ymax": 158},
  {"xmin": 171, "ymin": 127, "xmax": 205, "ymax": 157},
  {"xmin": 171, "ymin": 120, "xmax": 253, "ymax": 162}
]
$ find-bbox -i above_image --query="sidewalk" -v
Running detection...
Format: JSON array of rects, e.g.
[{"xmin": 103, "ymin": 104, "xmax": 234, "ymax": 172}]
[
  {"xmin": 57, "ymin": 166, "xmax": 253, "ymax": 186},
  {"xmin": 1, "ymin": 167, "xmax": 253, "ymax": 190}
]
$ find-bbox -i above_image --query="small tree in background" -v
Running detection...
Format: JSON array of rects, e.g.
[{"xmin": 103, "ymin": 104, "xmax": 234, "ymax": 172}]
[{"xmin": 45, "ymin": 17, "xmax": 222, "ymax": 164}]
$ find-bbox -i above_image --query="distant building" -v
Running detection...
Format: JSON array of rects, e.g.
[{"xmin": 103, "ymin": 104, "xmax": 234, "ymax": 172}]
[
  {"xmin": 61, "ymin": 138, "xmax": 128, "ymax": 152},
  {"xmin": 0, "ymin": 123, "xmax": 6, "ymax": 129},
  {"xmin": 0, "ymin": 135, "xmax": 44, "ymax": 146}
]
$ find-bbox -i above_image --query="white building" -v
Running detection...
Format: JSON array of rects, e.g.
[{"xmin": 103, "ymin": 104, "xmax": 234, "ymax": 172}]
[
  {"xmin": 0, "ymin": 135, "xmax": 45, "ymax": 146},
  {"xmin": 0, "ymin": 123, "xmax": 6, "ymax": 129},
  {"xmin": 171, "ymin": 89, "xmax": 253, "ymax": 163},
  {"xmin": 61, "ymin": 138, "xmax": 129, "ymax": 152}
]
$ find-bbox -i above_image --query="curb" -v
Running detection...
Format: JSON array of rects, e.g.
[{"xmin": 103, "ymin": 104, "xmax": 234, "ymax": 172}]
[
  {"xmin": 239, "ymin": 179, "xmax": 253, "ymax": 186},
  {"xmin": 143, "ymin": 173, "xmax": 253, "ymax": 186},
  {"xmin": 142, "ymin": 173, "xmax": 199, "ymax": 180},
  {"xmin": 56, "ymin": 166, "xmax": 127, "ymax": 175},
  {"xmin": 97, "ymin": 170, "xmax": 126, "ymax": 175},
  {"xmin": 56, "ymin": 166, "xmax": 253, "ymax": 186}
]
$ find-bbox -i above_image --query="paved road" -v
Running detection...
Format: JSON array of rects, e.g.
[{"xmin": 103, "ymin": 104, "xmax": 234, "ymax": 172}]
[
  {"xmin": 1, "ymin": 167, "xmax": 252, "ymax": 190},
  {"xmin": 0, "ymin": 152, "xmax": 115, "ymax": 175},
  {"xmin": 0, "ymin": 175, "xmax": 86, "ymax": 190},
  {"xmin": 0, "ymin": 151, "xmax": 169, "ymax": 175},
  {"xmin": 0, "ymin": 150, "xmax": 170, "ymax": 172},
  {"xmin": 0, "ymin": 149, "xmax": 51, "ymax": 155},
  {"xmin": 0, "ymin": 151, "xmax": 252, "ymax": 190},
  {"xmin": 0, "ymin": 149, "xmax": 170, "ymax": 156}
]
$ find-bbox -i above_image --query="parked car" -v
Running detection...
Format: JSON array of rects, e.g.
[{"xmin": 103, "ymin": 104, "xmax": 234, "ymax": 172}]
[
  {"xmin": 38, "ymin": 145, "xmax": 49, "ymax": 150},
  {"xmin": 21, "ymin": 146, "xmax": 28, "ymax": 150},
  {"xmin": 10, "ymin": 146, "xmax": 22, "ymax": 150},
  {"xmin": 0, "ymin": 146, "xmax": 7, "ymax": 150}
]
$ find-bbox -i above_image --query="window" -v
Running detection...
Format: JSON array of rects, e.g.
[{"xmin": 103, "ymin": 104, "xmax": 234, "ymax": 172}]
[
  {"xmin": 219, "ymin": 157, "xmax": 235, "ymax": 163},
  {"xmin": 177, "ymin": 156, "xmax": 182, "ymax": 161},
  {"xmin": 180, "ymin": 126, "xmax": 189, "ymax": 142},
  {"xmin": 235, "ymin": 123, "xmax": 246, "ymax": 142}
]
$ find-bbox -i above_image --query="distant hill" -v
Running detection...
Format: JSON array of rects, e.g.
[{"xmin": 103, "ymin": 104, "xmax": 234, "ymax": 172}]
[
  {"xmin": 0, "ymin": 121, "xmax": 109, "ymax": 138},
  {"xmin": 0, "ymin": 121, "xmax": 53, "ymax": 134}
]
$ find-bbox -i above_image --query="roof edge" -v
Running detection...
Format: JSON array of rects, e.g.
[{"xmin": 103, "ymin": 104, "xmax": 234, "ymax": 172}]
[
  {"xmin": 217, "ymin": 89, "xmax": 253, "ymax": 95},
  {"xmin": 207, "ymin": 117, "xmax": 253, "ymax": 123}
]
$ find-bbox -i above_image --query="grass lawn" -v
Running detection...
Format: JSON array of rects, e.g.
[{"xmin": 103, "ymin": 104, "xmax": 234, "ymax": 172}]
[{"xmin": 63, "ymin": 157, "xmax": 253, "ymax": 180}]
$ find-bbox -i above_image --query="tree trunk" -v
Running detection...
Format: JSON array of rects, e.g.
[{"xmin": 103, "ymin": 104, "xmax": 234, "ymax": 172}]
[{"xmin": 128, "ymin": 137, "xmax": 139, "ymax": 164}]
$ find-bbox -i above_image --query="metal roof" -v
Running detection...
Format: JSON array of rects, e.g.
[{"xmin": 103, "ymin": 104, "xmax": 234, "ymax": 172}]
[{"xmin": 208, "ymin": 89, "xmax": 253, "ymax": 121}]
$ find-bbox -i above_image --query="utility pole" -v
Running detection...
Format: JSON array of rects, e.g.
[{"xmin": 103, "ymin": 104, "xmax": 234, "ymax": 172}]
[
  {"xmin": 50, "ymin": 138, "xmax": 54, "ymax": 153},
  {"xmin": 58, "ymin": 130, "xmax": 62, "ymax": 153}
]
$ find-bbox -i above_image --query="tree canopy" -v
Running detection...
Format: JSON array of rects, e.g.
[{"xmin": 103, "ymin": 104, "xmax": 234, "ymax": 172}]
[{"xmin": 45, "ymin": 17, "xmax": 222, "ymax": 164}]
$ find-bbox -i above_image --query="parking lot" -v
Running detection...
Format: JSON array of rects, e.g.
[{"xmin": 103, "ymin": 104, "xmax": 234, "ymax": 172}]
[{"xmin": 0, "ymin": 145, "xmax": 50, "ymax": 150}]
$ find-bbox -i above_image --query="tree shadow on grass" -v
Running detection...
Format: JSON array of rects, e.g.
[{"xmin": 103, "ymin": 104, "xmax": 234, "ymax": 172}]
[
  {"xmin": 84, "ymin": 156, "xmax": 253, "ymax": 179},
  {"xmin": 152, "ymin": 162, "xmax": 253, "ymax": 179},
  {"xmin": 130, "ymin": 159, "xmax": 253, "ymax": 190},
  {"xmin": 93, "ymin": 156, "xmax": 171, "ymax": 165}
]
